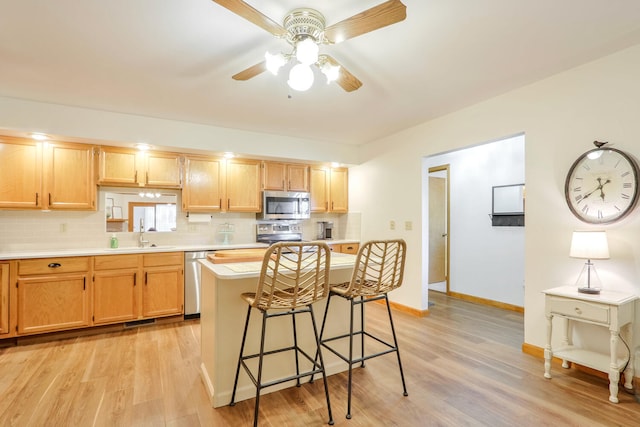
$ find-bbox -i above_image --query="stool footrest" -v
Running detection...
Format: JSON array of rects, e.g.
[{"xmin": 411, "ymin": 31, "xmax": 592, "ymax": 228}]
[{"xmin": 240, "ymin": 346, "xmax": 324, "ymax": 389}]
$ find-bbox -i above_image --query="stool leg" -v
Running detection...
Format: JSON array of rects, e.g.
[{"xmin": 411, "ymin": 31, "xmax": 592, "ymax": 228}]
[
  {"xmin": 309, "ymin": 304, "xmax": 334, "ymax": 426},
  {"xmin": 310, "ymin": 293, "xmax": 333, "ymax": 384},
  {"xmin": 385, "ymin": 295, "xmax": 408, "ymax": 397},
  {"xmin": 346, "ymin": 296, "xmax": 355, "ymax": 419},
  {"xmin": 292, "ymin": 309, "xmax": 301, "ymax": 387},
  {"xmin": 230, "ymin": 304, "xmax": 252, "ymax": 406},
  {"xmin": 359, "ymin": 295, "xmax": 365, "ymax": 368},
  {"xmin": 252, "ymin": 310, "xmax": 269, "ymax": 427}
]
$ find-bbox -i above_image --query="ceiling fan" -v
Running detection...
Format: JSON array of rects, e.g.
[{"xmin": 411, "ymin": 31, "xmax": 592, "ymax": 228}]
[{"xmin": 211, "ymin": 0, "xmax": 407, "ymax": 92}]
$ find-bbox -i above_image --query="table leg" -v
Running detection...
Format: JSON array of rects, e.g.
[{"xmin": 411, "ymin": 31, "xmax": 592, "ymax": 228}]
[
  {"xmin": 608, "ymin": 330, "xmax": 620, "ymax": 403},
  {"xmin": 623, "ymin": 323, "xmax": 634, "ymax": 390},
  {"xmin": 544, "ymin": 313, "xmax": 553, "ymax": 379}
]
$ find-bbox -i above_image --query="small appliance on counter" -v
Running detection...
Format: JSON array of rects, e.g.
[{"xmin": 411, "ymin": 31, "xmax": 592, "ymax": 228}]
[{"xmin": 317, "ymin": 221, "xmax": 333, "ymax": 240}]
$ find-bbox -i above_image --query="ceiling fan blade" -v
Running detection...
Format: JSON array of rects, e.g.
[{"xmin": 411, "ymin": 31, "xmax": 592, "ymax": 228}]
[
  {"xmin": 324, "ymin": 56, "xmax": 362, "ymax": 92},
  {"xmin": 324, "ymin": 0, "xmax": 407, "ymax": 44},
  {"xmin": 211, "ymin": 0, "xmax": 287, "ymax": 37},
  {"xmin": 232, "ymin": 61, "xmax": 267, "ymax": 81}
]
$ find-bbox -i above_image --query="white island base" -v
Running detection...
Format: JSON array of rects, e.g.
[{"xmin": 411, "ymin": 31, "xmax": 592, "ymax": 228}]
[{"xmin": 199, "ymin": 253, "xmax": 358, "ymax": 408}]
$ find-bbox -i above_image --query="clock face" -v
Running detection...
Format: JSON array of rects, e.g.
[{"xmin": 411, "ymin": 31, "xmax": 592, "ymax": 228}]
[{"xmin": 565, "ymin": 147, "xmax": 640, "ymax": 224}]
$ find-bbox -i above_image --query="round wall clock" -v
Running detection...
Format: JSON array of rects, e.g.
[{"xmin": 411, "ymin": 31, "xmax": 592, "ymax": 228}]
[{"xmin": 565, "ymin": 145, "xmax": 640, "ymax": 224}]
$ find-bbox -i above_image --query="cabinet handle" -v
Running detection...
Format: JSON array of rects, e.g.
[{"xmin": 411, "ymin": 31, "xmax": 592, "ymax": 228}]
[
  {"xmin": 48, "ymin": 193, "xmax": 52, "ymax": 206},
  {"xmin": 146, "ymin": 172, "xmax": 149, "ymax": 184},
  {"xmin": 48, "ymin": 263, "xmax": 62, "ymax": 268},
  {"xmin": 134, "ymin": 272, "xmax": 137, "ymax": 286},
  {"xmin": 35, "ymin": 192, "xmax": 39, "ymax": 206},
  {"xmin": 145, "ymin": 272, "xmax": 148, "ymax": 285},
  {"xmin": 228, "ymin": 198, "xmax": 230, "ymax": 209},
  {"xmin": 574, "ymin": 307, "xmax": 582, "ymax": 315}
]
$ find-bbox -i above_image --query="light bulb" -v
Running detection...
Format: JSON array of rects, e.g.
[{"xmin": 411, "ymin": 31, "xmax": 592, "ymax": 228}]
[
  {"xmin": 321, "ymin": 62, "xmax": 340, "ymax": 83},
  {"xmin": 265, "ymin": 51, "xmax": 286, "ymax": 75},
  {"xmin": 295, "ymin": 38, "xmax": 319, "ymax": 65},
  {"xmin": 288, "ymin": 63, "xmax": 314, "ymax": 91}
]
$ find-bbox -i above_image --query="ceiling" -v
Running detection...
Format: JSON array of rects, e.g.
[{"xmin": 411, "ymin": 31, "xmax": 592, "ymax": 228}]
[{"xmin": 1, "ymin": 0, "xmax": 640, "ymax": 146}]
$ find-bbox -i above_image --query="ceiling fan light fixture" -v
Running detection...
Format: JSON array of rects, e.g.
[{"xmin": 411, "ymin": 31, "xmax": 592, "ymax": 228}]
[
  {"xmin": 321, "ymin": 62, "xmax": 340, "ymax": 83},
  {"xmin": 265, "ymin": 51, "xmax": 287, "ymax": 75},
  {"xmin": 287, "ymin": 63, "xmax": 314, "ymax": 91},
  {"xmin": 295, "ymin": 37, "xmax": 319, "ymax": 65}
]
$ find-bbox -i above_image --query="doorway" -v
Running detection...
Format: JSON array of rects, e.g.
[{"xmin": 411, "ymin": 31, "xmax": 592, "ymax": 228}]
[{"xmin": 428, "ymin": 165, "xmax": 449, "ymax": 293}]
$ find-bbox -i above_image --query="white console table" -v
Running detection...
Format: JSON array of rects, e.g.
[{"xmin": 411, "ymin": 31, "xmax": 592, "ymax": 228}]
[{"xmin": 543, "ymin": 286, "xmax": 637, "ymax": 403}]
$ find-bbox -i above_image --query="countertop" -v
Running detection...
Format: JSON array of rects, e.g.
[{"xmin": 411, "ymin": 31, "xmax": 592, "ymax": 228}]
[{"xmin": 0, "ymin": 239, "xmax": 359, "ymax": 260}]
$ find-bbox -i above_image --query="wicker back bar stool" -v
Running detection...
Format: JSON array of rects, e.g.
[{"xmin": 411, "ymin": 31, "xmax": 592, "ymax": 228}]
[
  {"xmin": 313, "ymin": 239, "xmax": 408, "ymax": 420},
  {"xmin": 229, "ymin": 241, "xmax": 334, "ymax": 426}
]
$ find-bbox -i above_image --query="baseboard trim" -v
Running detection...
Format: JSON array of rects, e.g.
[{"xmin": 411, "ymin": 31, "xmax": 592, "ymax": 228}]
[
  {"xmin": 372, "ymin": 299, "xmax": 430, "ymax": 317},
  {"xmin": 448, "ymin": 291, "xmax": 524, "ymax": 313}
]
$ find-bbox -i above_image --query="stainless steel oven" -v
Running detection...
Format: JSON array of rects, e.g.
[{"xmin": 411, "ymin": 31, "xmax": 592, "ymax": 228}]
[{"xmin": 259, "ymin": 191, "xmax": 310, "ymax": 220}]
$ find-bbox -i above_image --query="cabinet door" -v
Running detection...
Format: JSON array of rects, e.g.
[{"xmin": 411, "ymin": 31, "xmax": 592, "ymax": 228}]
[
  {"xmin": 142, "ymin": 266, "xmax": 184, "ymax": 318},
  {"xmin": 226, "ymin": 159, "xmax": 261, "ymax": 212},
  {"xmin": 17, "ymin": 273, "xmax": 89, "ymax": 334},
  {"xmin": 262, "ymin": 162, "xmax": 286, "ymax": 191},
  {"xmin": 330, "ymin": 168, "xmax": 349, "ymax": 213},
  {"xmin": 93, "ymin": 270, "xmax": 139, "ymax": 324},
  {"xmin": 183, "ymin": 156, "xmax": 224, "ymax": 212},
  {"xmin": 45, "ymin": 142, "xmax": 96, "ymax": 210},
  {"xmin": 99, "ymin": 147, "xmax": 139, "ymax": 186},
  {"xmin": 287, "ymin": 164, "xmax": 310, "ymax": 192},
  {"xmin": 0, "ymin": 136, "xmax": 42, "ymax": 209},
  {"xmin": 145, "ymin": 152, "xmax": 182, "ymax": 188},
  {"xmin": 310, "ymin": 167, "xmax": 329, "ymax": 212},
  {"xmin": 0, "ymin": 263, "xmax": 8, "ymax": 334}
]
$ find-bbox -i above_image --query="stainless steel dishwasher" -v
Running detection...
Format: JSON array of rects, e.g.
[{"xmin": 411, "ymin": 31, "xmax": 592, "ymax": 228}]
[{"xmin": 184, "ymin": 251, "xmax": 212, "ymax": 318}]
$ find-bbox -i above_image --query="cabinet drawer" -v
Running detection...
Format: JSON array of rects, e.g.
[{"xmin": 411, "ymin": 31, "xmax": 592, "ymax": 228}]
[
  {"xmin": 94, "ymin": 254, "xmax": 139, "ymax": 270},
  {"xmin": 143, "ymin": 252, "xmax": 182, "ymax": 267},
  {"xmin": 548, "ymin": 296, "xmax": 610, "ymax": 324},
  {"xmin": 18, "ymin": 257, "xmax": 90, "ymax": 275},
  {"xmin": 341, "ymin": 244, "xmax": 359, "ymax": 255}
]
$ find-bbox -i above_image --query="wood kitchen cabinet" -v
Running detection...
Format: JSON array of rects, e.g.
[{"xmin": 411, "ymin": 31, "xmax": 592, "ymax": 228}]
[
  {"xmin": 310, "ymin": 166, "xmax": 348, "ymax": 213},
  {"xmin": 98, "ymin": 147, "xmax": 182, "ymax": 188},
  {"xmin": 0, "ymin": 263, "xmax": 9, "ymax": 335},
  {"xmin": 142, "ymin": 252, "xmax": 184, "ymax": 318},
  {"xmin": 182, "ymin": 155, "xmax": 225, "ymax": 212},
  {"xmin": 262, "ymin": 161, "xmax": 309, "ymax": 192},
  {"xmin": 0, "ymin": 136, "xmax": 96, "ymax": 211},
  {"xmin": 15, "ymin": 257, "xmax": 90, "ymax": 335},
  {"xmin": 93, "ymin": 254, "xmax": 139, "ymax": 325},
  {"xmin": 225, "ymin": 158, "xmax": 261, "ymax": 212},
  {"xmin": 328, "ymin": 243, "xmax": 359, "ymax": 254}
]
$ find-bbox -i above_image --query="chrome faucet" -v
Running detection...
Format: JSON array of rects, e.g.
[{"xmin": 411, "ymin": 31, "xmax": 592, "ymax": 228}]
[{"xmin": 138, "ymin": 218, "xmax": 149, "ymax": 248}]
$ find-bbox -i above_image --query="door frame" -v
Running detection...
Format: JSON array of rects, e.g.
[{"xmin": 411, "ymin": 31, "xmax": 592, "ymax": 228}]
[{"xmin": 428, "ymin": 165, "xmax": 450, "ymax": 294}]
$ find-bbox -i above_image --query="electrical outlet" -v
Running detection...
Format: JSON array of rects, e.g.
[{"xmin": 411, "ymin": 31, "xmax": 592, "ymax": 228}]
[
  {"xmin": 405, "ymin": 221, "xmax": 412, "ymax": 231},
  {"xmin": 390, "ymin": 220, "xmax": 396, "ymax": 230},
  {"xmin": 60, "ymin": 223, "xmax": 67, "ymax": 232}
]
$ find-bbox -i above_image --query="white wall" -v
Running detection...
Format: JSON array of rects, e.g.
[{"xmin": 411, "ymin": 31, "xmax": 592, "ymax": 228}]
[
  {"xmin": 351, "ymin": 44, "xmax": 640, "ymax": 361},
  {"xmin": 422, "ymin": 135, "xmax": 525, "ymax": 308}
]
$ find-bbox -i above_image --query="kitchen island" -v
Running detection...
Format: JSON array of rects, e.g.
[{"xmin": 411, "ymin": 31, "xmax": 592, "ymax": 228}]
[{"xmin": 199, "ymin": 252, "xmax": 357, "ymax": 408}]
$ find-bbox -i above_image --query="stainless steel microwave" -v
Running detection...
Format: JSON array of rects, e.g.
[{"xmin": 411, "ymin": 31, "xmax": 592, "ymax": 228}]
[{"xmin": 259, "ymin": 191, "xmax": 311, "ymax": 220}]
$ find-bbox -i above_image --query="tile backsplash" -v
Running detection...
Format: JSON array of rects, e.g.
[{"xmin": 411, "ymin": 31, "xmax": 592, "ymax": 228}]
[{"xmin": 0, "ymin": 190, "xmax": 361, "ymax": 252}]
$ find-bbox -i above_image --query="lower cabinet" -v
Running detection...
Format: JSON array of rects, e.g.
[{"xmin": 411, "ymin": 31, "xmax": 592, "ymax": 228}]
[
  {"xmin": 329, "ymin": 243, "xmax": 360, "ymax": 254},
  {"xmin": 142, "ymin": 252, "xmax": 184, "ymax": 318},
  {"xmin": 0, "ymin": 263, "xmax": 10, "ymax": 335},
  {"xmin": 15, "ymin": 257, "xmax": 90, "ymax": 335},
  {"xmin": 93, "ymin": 254, "xmax": 139, "ymax": 325}
]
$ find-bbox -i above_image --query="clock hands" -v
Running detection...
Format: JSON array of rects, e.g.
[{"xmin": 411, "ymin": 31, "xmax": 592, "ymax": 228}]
[{"xmin": 582, "ymin": 177, "xmax": 611, "ymax": 201}]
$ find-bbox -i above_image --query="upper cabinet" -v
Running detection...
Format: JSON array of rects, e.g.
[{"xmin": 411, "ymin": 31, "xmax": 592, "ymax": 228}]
[
  {"xmin": 226, "ymin": 158, "xmax": 261, "ymax": 212},
  {"xmin": 0, "ymin": 136, "xmax": 96, "ymax": 211},
  {"xmin": 182, "ymin": 155, "xmax": 224, "ymax": 212},
  {"xmin": 182, "ymin": 156, "xmax": 261, "ymax": 213},
  {"xmin": 98, "ymin": 147, "xmax": 182, "ymax": 189},
  {"xmin": 262, "ymin": 161, "xmax": 309, "ymax": 192},
  {"xmin": 310, "ymin": 166, "xmax": 348, "ymax": 213}
]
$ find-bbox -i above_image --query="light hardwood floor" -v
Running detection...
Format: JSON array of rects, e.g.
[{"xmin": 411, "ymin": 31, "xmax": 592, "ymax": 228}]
[{"xmin": 0, "ymin": 291, "xmax": 639, "ymax": 426}]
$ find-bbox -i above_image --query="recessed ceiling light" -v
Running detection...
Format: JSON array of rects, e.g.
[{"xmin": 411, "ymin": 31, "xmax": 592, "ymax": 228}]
[{"xmin": 30, "ymin": 133, "xmax": 49, "ymax": 141}]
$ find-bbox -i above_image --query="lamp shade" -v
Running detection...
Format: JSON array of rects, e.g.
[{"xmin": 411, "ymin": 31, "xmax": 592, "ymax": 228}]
[
  {"xmin": 569, "ymin": 231, "xmax": 610, "ymax": 259},
  {"xmin": 287, "ymin": 63, "xmax": 314, "ymax": 91}
]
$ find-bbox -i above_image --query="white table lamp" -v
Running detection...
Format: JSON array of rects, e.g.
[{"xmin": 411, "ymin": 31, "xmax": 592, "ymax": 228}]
[{"xmin": 569, "ymin": 230, "xmax": 610, "ymax": 294}]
